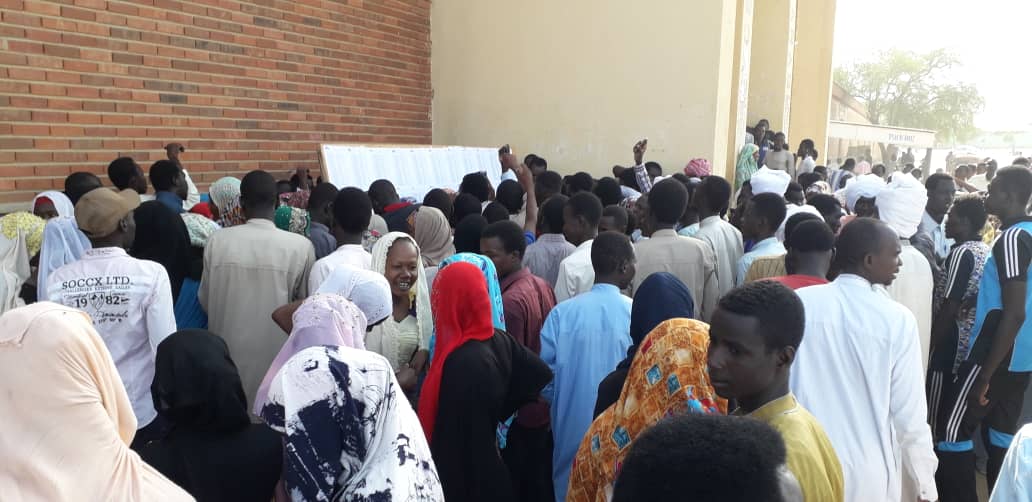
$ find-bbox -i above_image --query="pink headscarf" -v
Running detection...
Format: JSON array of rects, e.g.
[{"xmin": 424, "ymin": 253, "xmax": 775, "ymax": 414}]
[
  {"xmin": 252, "ymin": 294, "xmax": 368, "ymax": 415},
  {"xmin": 855, "ymin": 161, "xmax": 872, "ymax": 175},
  {"xmin": 684, "ymin": 158, "xmax": 712, "ymax": 177}
]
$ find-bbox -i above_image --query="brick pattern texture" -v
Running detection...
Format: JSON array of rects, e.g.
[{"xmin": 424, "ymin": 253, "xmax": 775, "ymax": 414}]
[{"xmin": 0, "ymin": 0, "xmax": 431, "ymax": 205}]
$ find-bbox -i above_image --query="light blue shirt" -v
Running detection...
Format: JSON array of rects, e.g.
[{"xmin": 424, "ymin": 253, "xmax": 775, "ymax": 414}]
[
  {"xmin": 540, "ymin": 283, "xmax": 632, "ymax": 502},
  {"xmin": 677, "ymin": 222, "xmax": 700, "ymax": 237},
  {"xmin": 736, "ymin": 236, "xmax": 785, "ymax": 285}
]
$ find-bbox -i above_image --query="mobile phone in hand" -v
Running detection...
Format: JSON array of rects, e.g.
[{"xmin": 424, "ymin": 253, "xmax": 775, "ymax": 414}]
[{"xmin": 499, "ymin": 144, "xmax": 512, "ymax": 156}]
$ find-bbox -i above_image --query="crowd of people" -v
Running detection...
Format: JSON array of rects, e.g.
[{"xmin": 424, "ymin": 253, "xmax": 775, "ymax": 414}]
[{"xmin": 3, "ymin": 130, "xmax": 1032, "ymax": 502}]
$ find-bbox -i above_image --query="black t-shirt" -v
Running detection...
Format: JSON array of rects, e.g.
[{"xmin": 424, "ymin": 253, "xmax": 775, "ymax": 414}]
[{"xmin": 967, "ymin": 223, "xmax": 1032, "ymax": 364}]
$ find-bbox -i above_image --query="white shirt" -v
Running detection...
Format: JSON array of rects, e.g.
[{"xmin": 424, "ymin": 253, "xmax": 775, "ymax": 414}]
[
  {"xmin": 798, "ymin": 155, "xmax": 816, "ymax": 175},
  {"xmin": 46, "ymin": 247, "xmax": 176, "ymax": 427},
  {"xmin": 694, "ymin": 215, "xmax": 744, "ymax": 298},
  {"xmin": 554, "ymin": 239, "xmax": 594, "ymax": 303},
  {"xmin": 309, "ymin": 244, "xmax": 373, "ymax": 295},
  {"xmin": 918, "ymin": 211, "xmax": 953, "ymax": 261},
  {"xmin": 884, "ymin": 242, "xmax": 934, "ymax": 370},
  {"xmin": 791, "ymin": 275, "xmax": 937, "ymax": 502}
]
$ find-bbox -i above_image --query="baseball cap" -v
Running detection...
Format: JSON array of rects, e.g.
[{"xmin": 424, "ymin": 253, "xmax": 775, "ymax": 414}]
[{"xmin": 75, "ymin": 188, "xmax": 141, "ymax": 237}]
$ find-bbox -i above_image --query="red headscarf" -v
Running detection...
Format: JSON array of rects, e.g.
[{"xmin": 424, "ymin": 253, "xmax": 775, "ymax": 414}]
[{"xmin": 416, "ymin": 261, "xmax": 495, "ymax": 442}]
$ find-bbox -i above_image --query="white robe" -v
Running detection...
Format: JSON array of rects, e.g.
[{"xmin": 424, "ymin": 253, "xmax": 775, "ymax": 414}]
[
  {"xmin": 884, "ymin": 243, "xmax": 934, "ymax": 370},
  {"xmin": 791, "ymin": 274, "xmax": 937, "ymax": 502}
]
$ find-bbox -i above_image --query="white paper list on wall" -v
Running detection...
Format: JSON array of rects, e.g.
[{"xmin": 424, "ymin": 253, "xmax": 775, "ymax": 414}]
[{"xmin": 319, "ymin": 144, "xmax": 503, "ymax": 201}]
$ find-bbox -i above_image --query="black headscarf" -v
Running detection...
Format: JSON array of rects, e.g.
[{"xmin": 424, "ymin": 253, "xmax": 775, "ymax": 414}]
[
  {"xmin": 130, "ymin": 201, "xmax": 191, "ymax": 299},
  {"xmin": 622, "ymin": 272, "xmax": 694, "ymax": 369},
  {"xmin": 151, "ymin": 329, "xmax": 250, "ymax": 433},
  {"xmin": 453, "ymin": 214, "xmax": 488, "ymax": 254},
  {"xmin": 595, "ymin": 272, "xmax": 695, "ymax": 417}
]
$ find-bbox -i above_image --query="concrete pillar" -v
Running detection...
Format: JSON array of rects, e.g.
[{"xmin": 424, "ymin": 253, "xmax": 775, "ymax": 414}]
[
  {"xmin": 431, "ymin": 0, "xmax": 739, "ymax": 179},
  {"xmin": 722, "ymin": 0, "xmax": 755, "ymax": 180},
  {"xmin": 746, "ymin": 0, "xmax": 797, "ymax": 134},
  {"xmin": 788, "ymin": 0, "xmax": 837, "ymax": 163}
]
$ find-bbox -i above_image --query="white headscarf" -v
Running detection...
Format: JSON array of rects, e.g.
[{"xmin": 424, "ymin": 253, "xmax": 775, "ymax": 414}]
[
  {"xmin": 259, "ymin": 346, "xmax": 443, "ymax": 501},
  {"xmin": 877, "ymin": 172, "xmax": 928, "ymax": 238},
  {"xmin": 37, "ymin": 218, "xmax": 91, "ymax": 301},
  {"xmin": 315, "ymin": 265, "xmax": 393, "ymax": 325},
  {"xmin": 368, "ymin": 232, "xmax": 433, "ymax": 370},
  {"xmin": 31, "ymin": 191, "xmax": 75, "ymax": 221},
  {"xmin": 843, "ymin": 174, "xmax": 887, "ymax": 213},
  {"xmin": 0, "ymin": 228, "xmax": 31, "ymax": 316},
  {"xmin": 750, "ymin": 167, "xmax": 792, "ymax": 196},
  {"xmin": 252, "ymin": 294, "xmax": 369, "ymax": 415}
]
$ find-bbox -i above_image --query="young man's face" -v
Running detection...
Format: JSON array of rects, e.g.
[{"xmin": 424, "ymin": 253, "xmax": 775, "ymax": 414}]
[
  {"xmin": 479, "ymin": 236, "xmax": 519, "ymax": 278},
  {"xmin": 740, "ymin": 204, "xmax": 765, "ymax": 240},
  {"xmin": 598, "ymin": 215, "xmax": 622, "ymax": 234},
  {"xmin": 707, "ymin": 308, "xmax": 787, "ymax": 405},
  {"xmin": 866, "ymin": 229, "xmax": 902, "ymax": 286},
  {"xmin": 926, "ymin": 179, "xmax": 956, "ymax": 217},
  {"xmin": 985, "ymin": 178, "xmax": 1009, "ymax": 216}
]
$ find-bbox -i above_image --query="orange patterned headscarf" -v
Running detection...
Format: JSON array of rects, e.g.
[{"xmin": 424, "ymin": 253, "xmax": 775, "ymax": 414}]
[{"xmin": 567, "ymin": 318, "xmax": 727, "ymax": 502}]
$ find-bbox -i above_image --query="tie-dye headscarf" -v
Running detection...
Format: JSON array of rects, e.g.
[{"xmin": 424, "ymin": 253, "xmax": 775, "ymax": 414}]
[
  {"xmin": 209, "ymin": 177, "xmax": 246, "ymax": 228},
  {"xmin": 274, "ymin": 205, "xmax": 310, "ymax": 236}
]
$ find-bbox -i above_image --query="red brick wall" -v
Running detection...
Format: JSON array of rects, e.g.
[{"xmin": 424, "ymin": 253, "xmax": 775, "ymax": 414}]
[{"xmin": 0, "ymin": 0, "xmax": 431, "ymax": 206}]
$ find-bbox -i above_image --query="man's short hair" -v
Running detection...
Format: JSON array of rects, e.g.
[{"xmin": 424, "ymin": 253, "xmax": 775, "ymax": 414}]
[
  {"xmin": 749, "ymin": 192, "xmax": 788, "ymax": 231},
  {"xmin": 834, "ymin": 217, "xmax": 890, "ymax": 271},
  {"xmin": 925, "ymin": 173, "xmax": 954, "ymax": 191},
  {"xmin": 719, "ymin": 280, "xmax": 804, "ymax": 350},
  {"xmin": 64, "ymin": 171, "xmax": 103, "ymax": 205},
  {"xmin": 566, "ymin": 192, "xmax": 603, "ymax": 227},
  {"xmin": 797, "ymin": 172, "xmax": 822, "ymax": 191},
  {"xmin": 950, "ymin": 194, "xmax": 988, "ymax": 231},
  {"xmin": 239, "ymin": 170, "xmax": 278, "ymax": 209},
  {"xmin": 367, "ymin": 179, "xmax": 398, "ymax": 206},
  {"xmin": 648, "ymin": 178, "xmax": 689, "ymax": 225},
  {"xmin": 612, "ymin": 414, "xmax": 787, "ymax": 502},
  {"xmin": 332, "ymin": 187, "xmax": 372, "ymax": 234},
  {"xmin": 422, "ymin": 188, "xmax": 453, "ymax": 222},
  {"xmin": 591, "ymin": 230, "xmax": 633, "ymax": 276},
  {"xmin": 644, "ymin": 161, "xmax": 662, "ymax": 176},
  {"xmin": 453, "ymin": 214, "xmax": 488, "ymax": 254},
  {"xmin": 786, "ymin": 219, "xmax": 834, "ymax": 253},
  {"xmin": 541, "ymin": 194, "xmax": 568, "ymax": 233},
  {"xmin": 527, "ymin": 155, "xmax": 548, "ymax": 171},
  {"xmin": 308, "ymin": 182, "xmax": 338, "ymax": 211},
  {"xmin": 994, "ymin": 167, "xmax": 1032, "ymax": 205},
  {"xmin": 783, "ymin": 212, "xmax": 821, "ymax": 243},
  {"xmin": 699, "ymin": 176, "xmax": 732, "ymax": 213},
  {"xmin": 602, "ymin": 205, "xmax": 629, "ymax": 233},
  {"xmin": 568, "ymin": 172, "xmax": 595, "ymax": 194},
  {"xmin": 452, "ymin": 193, "xmax": 482, "ymax": 227},
  {"xmin": 536, "ymin": 171, "xmax": 562, "ymax": 198},
  {"xmin": 593, "ymin": 177, "xmax": 624, "ymax": 207},
  {"xmin": 149, "ymin": 160, "xmax": 181, "ymax": 191},
  {"xmin": 496, "ymin": 180, "xmax": 525, "ymax": 214},
  {"xmin": 482, "ymin": 201, "xmax": 509, "ymax": 224},
  {"xmin": 806, "ymin": 194, "xmax": 840, "ymax": 216},
  {"xmin": 481, "ymin": 220, "xmax": 527, "ymax": 259},
  {"xmin": 107, "ymin": 157, "xmax": 139, "ymax": 190},
  {"xmin": 460, "ymin": 172, "xmax": 491, "ymax": 202},
  {"xmin": 1012, "ymin": 157, "xmax": 1030, "ymax": 167}
]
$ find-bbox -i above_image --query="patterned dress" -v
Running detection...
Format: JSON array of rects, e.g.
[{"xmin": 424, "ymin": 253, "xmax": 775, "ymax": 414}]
[
  {"xmin": 932, "ymin": 240, "xmax": 991, "ymax": 373},
  {"xmin": 567, "ymin": 319, "xmax": 726, "ymax": 502}
]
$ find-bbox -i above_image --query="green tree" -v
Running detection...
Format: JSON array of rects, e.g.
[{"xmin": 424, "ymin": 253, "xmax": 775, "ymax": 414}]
[{"xmin": 834, "ymin": 49, "xmax": 984, "ymax": 145}]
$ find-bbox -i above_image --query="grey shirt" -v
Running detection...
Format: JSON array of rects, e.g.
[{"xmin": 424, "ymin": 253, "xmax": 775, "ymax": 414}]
[{"xmin": 523, "ymin": 233, "xmax": 576, "ymax": 289}]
